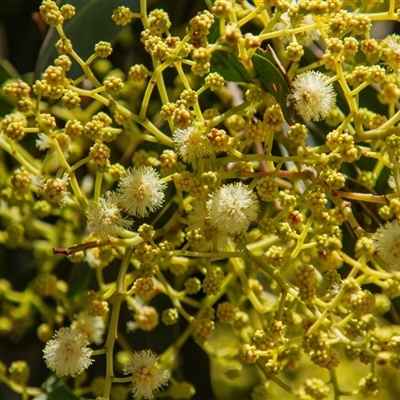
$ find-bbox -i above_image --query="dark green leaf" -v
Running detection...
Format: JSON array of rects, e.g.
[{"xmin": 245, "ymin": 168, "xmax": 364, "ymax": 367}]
[
  {"xmin": 67, "ymin": 262, "xmax": 94, "ymax": 299},
  {"xmin": 392, "ymin": 296, "xmax": 400, "ymax": 326},
  {"xmin": 35, "ymin": 0, "xmax": 140, "ymax": 78},
  {"xmin": 210, "ymin": 51, "xmax": 253, "ymax": 84},
  {"xmin": 0, "ymin": 58, "xmax": 20, "ymax": 82},
  {"xmin": 207, "ymin": 19, "xmax": 220, "ymax": 45},
  {"xmin": 34, "ymin": 375, "xmax": 81, "ymax": 400},
  {"xmin": 252, "ymin": 47, "xmax": 302, "ymax": 124}
]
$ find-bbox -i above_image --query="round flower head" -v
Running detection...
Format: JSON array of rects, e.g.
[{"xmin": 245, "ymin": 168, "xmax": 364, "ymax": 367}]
[
  {"xmin": 173, "ymin": 126, "xmax": 211, "ymax": 164},
  {"xmin": 43, "ymin": 173, "xmax": 70, "ymax": 205},
  {"xmin": 373, "ymin": 220, "xmax": 400, "ymax": 270},
  {"xmin": 86, "ymin": 191, "xmax": 133, "ymax": 238},
  {"xmin": 127, "ymin": 305, "xmax": 159, "ymax": 332},
  {"xmin": 300, "ymin": 14, "xmax": 321, "ymax": 46},
  {"xmin": 42, "ymin": 327, "xmax": 93, "ymax": 377},
  {"xmin": 289, "ymin": 71, "xmax": 336, "ymax": 122},
  {"xmin": 380, "ymin": 34, "xmax": 400, "ymax": 72},
  {"xmin": 117, "ymin": 166, "xmax": 166, "ymax": 217},
  {"xmin": 187, "ymin": 199, "xmax": 229, "ymax": 250},
  {"xmin": 85, "ymin": 247, "xmax": 110, "ymax": 269},
  {"xmin": 187, "ymin": 199, "xmax": 210, "ymax": 232},
  {"xmin": 71, "ymin": 311, "xmax": 105, "ymax": 345},
  {"xmin": 123, "ymin": 349, "xmax": 170, "ymax": 399},
  {"xmin": 206, "ymin": 182, "xmax": 259, "ymax": 236},
  {"xmin": 275, "ymin": 11, "xmax": 320, "ymax": 46}
]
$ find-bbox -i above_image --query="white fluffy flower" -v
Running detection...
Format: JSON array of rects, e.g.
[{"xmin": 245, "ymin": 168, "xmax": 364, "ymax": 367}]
[
  {"xmin": 36, "ymin": 132, "xmax": 70, "ymax": 154},
  {"xmin": 173, "ymin": 126, "xmax": 211, "ymax": 164},
  {"xmin": 381, "ymin": 34, "xmax": 400, "ymax": 72},
  {"xmin": 86, "ymin": 191, "xmax": 133, "ymax": 238},
  {"xmin": 289, "ymin": 71, "xmax": 336, "ymax": 121},
  {"xmin": 123, "ymin": 349, "xmax": 170, "ymax": 399},
  {"xmin": 43, "ymin": 327, "xmax": 93, "ymax": 377},
  {"xmin": 206, "ymin": 182, "xmax": 259, "ymax": 235},
  {"xmin": 117, "ymin": 166, "xmax": 166, "ymax": 217},
  {"xmin": 71, "ymin": 311, "xmax": 105, "ymax": 345},
  {"xmin": 127, "ymin": 304, "xmax": 159, "ymax": 332},
  {"xmin": 187, "ymin": 199, "xmax": 210, "ymax": 232},
  {"xmin": 388, "ymin": 174, "xmax": 396, "ymax": 190},
  {"xmin": 373, "ymin": 220, "xmax": 400, "ymax": 270},
  {"xmin": 187, "ymin": 199, "xmax": 229, "ymax": 250},
  {"xmin": 300, "ymin": 14, "xmax": 321, "ymax": 46},
  {"xmin": 36, "ymin": 132, "xmax": 51, "ymax": 151},
  {"xmin": 85, "ymin": 247, "xmax": 111, "ymax": 269},
  {"xmin": 275, "ymin": 7, "xmax": 320, "ymax": 46}
]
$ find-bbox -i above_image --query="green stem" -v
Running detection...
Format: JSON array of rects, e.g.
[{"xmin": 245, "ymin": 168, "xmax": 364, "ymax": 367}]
[
  {"xmin": 94, "ymin": 171, "xmax": 103, "ymax": 202},
  {"xmin": 68, "ymin": 172, "xmax": 88, "ymax": 210},
  {"xmin": 0, "ymin": 137, "xmax": 40, "ymax": 175},
  {"xmin": 102, "ymin": 247, "xmax": 133, "ymax": 399},
  {"xmin": 280, "ymin": 217, "xmax": 312, "ymax": 274},
  {"xmin": 155, "ymin": 269, "xmax": 192, "ymax": 321},
  {"xmin": 139, "ymin": 59, "xmax": 173, "ymax": 121},
  {"xmin": 244, "ymin": 247, "xmax": 297, "ymax": 297},
  {"xmin": 330, "ymin": 367, "xmax": 341, "ymax": 400}
]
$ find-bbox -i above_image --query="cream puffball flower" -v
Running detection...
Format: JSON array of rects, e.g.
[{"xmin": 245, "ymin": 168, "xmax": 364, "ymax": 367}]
[
  {"xmin": 206, "ymin": 182, "xmax": 259, "ymax": 235},
  {"xmin": 86, "ymin": 191, "xmax": 133, "ymax": 238},
  {"xmin": 123, "ymin": 349, "xmax": 170, "ymax": 399},
  {"xmin": 187, "ymin": 199, "xmax": 210, "ymax": 232},
  {"xmin": 187, "ymin": 199, "xmax": 229, "ymax": 251},
  {"xmin": 380, "ymin": 34, "xmax": 400, "ymax": 72},
  {"xmin": 173, "ymin": 126, "xmax": 211, "ymax": 164},
  {"xmin": 71, "ymin": 311, "xmax": 105, "ymax": 345},
  {"xmin": 127, "ymin": 304, "xmax": 159, "ymax": 332},
  {"xmin": 373, "ymin": 220, "xmax": 400, "ymax": 270},
  {"xmin": 275, "ymin": 10, "xmax": 320, "ymax": 46},
  {"xmin": 42, "ymin": 327, "xmax": 93, "ymax": 377},
  {"xmin": 117, "ymin": 166, "xmax": 166, "ymax": 217},
  {"xmin": 289, "ymin": 71, "xmax": 336, "ymax": 121}
]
